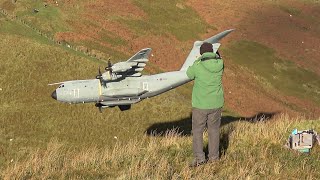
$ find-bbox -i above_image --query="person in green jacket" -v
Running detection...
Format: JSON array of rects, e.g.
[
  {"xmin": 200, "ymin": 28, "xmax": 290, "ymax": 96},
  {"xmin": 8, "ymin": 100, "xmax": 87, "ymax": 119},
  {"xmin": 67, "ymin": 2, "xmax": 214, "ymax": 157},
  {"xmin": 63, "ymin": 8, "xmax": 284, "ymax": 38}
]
[{"xmin": 186, "ymin": 42, "xmax": 224, "ymax": 167}]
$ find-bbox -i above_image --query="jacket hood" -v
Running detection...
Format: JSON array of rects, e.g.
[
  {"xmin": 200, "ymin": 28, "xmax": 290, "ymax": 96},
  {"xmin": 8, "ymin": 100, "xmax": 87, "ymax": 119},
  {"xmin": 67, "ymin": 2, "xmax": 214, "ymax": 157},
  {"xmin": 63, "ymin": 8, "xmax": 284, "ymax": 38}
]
[{"xmin": 199, "ymin": 52, "xmax": 223, "ymax": 73}]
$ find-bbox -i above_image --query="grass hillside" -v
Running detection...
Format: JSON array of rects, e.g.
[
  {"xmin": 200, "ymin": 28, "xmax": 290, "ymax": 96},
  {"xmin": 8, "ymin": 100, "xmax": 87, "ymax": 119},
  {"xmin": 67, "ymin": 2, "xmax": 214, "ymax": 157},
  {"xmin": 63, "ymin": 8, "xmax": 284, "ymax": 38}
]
[
  {"xmin": 3, "ymin": 0, "xmax": 319, "ymax": 116},
  {"xmin": 224, "ymin": 40, "xmax": 320, "ymax": 105},
  {"xmin": 0, "ymin": 12, "xmax": 185, "ymax": 158},
  {"xmin": 190, "ymin": 0, "xmax": 320, "ymax": 116},
  {"xmin": 2, "ymin": 115, "xmax": 320, "ymax": 179},
  {"xmin": 0, "ymin": 12, "xmax": 223, "ymax": 175},
  {"xmin": 1, "ymin": 0, "xmax": 320, "ymax": 179}
]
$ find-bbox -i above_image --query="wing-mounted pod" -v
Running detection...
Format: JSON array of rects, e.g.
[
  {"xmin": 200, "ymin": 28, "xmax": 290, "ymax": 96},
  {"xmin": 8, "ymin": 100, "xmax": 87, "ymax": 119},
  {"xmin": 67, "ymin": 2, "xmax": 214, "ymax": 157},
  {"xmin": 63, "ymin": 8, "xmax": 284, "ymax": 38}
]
[
  {"xmin": 112, "ymin": 48, "xmax": 151, "ymax": 77},
  {"xmin": 127, "ymin": 57, "xmax": 149, "ymax": 77},
  {"xmin": 112, "ymin": 61, "xmax": 138, "ymax": 73},
  {"xmin": 95, "ymin": 48, "xmax": 152, "ymax": 84}
]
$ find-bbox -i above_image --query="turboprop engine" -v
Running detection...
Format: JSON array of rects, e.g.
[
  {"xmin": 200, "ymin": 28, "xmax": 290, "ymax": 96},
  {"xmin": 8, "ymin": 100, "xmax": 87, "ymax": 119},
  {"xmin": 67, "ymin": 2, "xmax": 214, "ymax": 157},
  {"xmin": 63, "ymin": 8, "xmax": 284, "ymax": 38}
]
[{"xmin": 97, "ymin": 58, "xmax": 149, "ymax": 82}]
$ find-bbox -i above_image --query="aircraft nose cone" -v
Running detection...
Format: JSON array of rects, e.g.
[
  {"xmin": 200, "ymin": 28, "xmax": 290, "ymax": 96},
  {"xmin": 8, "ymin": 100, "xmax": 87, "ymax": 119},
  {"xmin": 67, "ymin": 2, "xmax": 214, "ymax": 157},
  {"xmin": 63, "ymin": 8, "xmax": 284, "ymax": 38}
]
[{"xmin": 51, "ymin": 90, "xmax": 57, "ymax": 100}]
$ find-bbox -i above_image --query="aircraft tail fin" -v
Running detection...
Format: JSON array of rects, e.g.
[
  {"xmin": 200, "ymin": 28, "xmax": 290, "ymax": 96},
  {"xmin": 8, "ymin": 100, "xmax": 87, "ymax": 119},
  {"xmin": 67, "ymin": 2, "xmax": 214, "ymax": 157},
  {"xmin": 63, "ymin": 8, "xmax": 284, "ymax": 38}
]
[{"xmin": 180, "ymin": 29, "xmax": 234, "ymax": 71}]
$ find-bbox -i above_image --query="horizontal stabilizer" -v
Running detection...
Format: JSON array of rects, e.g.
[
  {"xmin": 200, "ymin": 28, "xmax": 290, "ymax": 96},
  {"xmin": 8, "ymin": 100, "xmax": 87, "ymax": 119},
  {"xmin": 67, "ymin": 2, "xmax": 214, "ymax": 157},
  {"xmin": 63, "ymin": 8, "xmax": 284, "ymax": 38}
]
[
  {"xmin": 212, "ymin": 43, "xmax": 221, "ymax": 53},
  {"xmin": 180, "ymin": 29, "xmax": 234, "ymax": 71},
  {"xmin": 204, "ymin": 29, "xmax": 234, "ymax": 44}
]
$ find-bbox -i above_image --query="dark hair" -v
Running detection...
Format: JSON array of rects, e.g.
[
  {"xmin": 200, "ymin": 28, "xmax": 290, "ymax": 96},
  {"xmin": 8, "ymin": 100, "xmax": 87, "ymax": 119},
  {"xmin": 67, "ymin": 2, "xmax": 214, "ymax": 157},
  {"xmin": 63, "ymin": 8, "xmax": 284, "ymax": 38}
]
[{"xmin": 200, "ymin": 42, "xmax": 213, "ymax": 55}]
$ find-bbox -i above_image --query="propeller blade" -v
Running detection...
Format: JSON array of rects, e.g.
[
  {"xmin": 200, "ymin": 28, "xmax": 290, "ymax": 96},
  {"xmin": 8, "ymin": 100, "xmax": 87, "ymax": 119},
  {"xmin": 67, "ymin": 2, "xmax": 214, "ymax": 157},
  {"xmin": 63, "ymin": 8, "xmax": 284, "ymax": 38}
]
[
  {"xmin": 95, "ymin": 103, "xmax": 103, "ymax": 113},
  {"xmin": 108, "ymin": 60, "xmax": 112, "ymax": 68},
  {"xmin": 105, "ymin": 60, "xmax": 113, "ymax": 74},
  {"xmin": 96, "ymin": 67, "xmax": 102, "ymax": 80}
]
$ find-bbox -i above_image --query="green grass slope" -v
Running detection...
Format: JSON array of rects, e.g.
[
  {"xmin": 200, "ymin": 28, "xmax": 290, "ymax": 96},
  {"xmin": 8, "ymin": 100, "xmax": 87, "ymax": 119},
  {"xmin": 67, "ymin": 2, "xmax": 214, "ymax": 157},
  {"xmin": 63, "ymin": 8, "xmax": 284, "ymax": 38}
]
[
  {"xmin": 126, "ymin": 0, "xmax": 211, "ymax": 41},
  {"xmin": 1, "ymin": 115, "xmax": 320, "ymax": 179},
  {"xmin": 4, "ymin": 0, "xmax": 211, "ymax": 60},
  {"xmin": 1, "ymin": 0, "xmax": 320, "ymax": 179},
  {"xmin": 2, "ymin": 0, "xmax": 69, "ymax": 35},
  {"xmin": 224, "ymin": 40, "xmax": 320, "ymax": 105},
  {"xmin": 0, "ymin": 16, "xmax": 195, "ymax": 170}
]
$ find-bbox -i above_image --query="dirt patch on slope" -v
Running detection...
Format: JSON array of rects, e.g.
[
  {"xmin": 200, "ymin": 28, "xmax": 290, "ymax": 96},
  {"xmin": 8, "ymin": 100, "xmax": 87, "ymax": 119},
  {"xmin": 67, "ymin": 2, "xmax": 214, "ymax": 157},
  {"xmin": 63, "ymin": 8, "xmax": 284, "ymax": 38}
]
[
  {"xmin": 187, "ymin": 0, "xmax": 320, "ymax": 75},
  {"xmin": 49, "ymin": 0, "xmax": 145, "ymax": 58},
  {"xmin": 1, "ymin": 0, "xmax": 15, "ymax": 12},
  {"xmin": 222, "ymin": 58, "xmax": 320, "ymax": 118},
  {"xmin": 84, "ymin": 0, "xmax": 146, "ymax": 19},
  {"xmin": 130, "ymin": 35, "xmax": 188, "ymax": 71},
  {"xmin": 242, "ymin": 2, "xmax": 320, "ymax": 75},
  {"xmin": 55, "ymin": 31, "xmax": 91, "ymax": 42},
  {"xmin": 52, "ymin": 0, "xmax": 192, "ymax": 69},
  {"xmin": 186, "ymin": 0, "xmax": 320, "ymax": 117}
]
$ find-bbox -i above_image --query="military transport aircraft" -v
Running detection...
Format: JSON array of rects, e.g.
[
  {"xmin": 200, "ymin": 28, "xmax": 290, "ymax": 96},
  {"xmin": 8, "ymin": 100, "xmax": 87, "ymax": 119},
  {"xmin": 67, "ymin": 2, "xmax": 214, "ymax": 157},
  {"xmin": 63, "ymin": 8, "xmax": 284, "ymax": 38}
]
[{"xmin": 49, "ymin": 29, "xmax": 234, "ymax": 112}]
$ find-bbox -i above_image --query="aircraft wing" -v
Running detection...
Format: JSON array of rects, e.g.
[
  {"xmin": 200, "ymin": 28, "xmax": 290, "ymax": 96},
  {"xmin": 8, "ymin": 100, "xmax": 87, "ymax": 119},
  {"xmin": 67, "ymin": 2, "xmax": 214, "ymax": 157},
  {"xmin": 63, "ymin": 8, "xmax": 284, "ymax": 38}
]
[
  {"xmin": 127, "ymin": 48, "xmax": 152, "ymax": 62},
  {"xmin": 48, "ymin": 82, "xmax": 65, "ymax": 86},
  {"xmin": 111, "ymin": 48, "xmax": 152, "ymax": 77}
]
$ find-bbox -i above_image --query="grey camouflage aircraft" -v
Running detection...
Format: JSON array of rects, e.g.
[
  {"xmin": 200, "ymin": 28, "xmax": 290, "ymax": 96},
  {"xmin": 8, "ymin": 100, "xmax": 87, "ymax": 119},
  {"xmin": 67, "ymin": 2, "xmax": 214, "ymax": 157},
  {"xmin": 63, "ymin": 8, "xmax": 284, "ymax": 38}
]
[{"xmin": 50, "ymin": 29, "xmax": 234, "ymax": 112}]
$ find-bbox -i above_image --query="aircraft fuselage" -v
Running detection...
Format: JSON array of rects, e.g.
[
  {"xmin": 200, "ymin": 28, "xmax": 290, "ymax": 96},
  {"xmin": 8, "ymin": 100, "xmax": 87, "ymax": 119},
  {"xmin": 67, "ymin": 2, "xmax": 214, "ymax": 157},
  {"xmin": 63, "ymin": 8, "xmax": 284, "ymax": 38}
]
[{"xmin": 51, "ymin": 71, "xmax": 190, "ymax": 107}]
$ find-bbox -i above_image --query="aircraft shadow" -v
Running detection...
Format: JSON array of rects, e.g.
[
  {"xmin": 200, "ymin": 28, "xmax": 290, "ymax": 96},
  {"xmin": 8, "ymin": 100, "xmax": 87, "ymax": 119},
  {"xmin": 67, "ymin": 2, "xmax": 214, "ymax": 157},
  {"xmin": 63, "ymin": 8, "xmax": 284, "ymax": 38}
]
[
  {"xmin": 146, "ymin": 112, "xmax": 278, "ymax": 158},
  {"xmin": 145, "ymin": 112, "xmax": 278, "ymax": 136}
]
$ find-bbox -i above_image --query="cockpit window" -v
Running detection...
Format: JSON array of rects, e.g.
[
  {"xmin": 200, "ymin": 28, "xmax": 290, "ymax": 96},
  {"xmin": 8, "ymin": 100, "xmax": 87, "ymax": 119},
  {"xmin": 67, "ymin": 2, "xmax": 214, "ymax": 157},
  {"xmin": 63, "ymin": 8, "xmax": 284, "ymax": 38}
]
[{"xmin": 58, "ymin": 84, "xmax": 65, "ymax": 88}]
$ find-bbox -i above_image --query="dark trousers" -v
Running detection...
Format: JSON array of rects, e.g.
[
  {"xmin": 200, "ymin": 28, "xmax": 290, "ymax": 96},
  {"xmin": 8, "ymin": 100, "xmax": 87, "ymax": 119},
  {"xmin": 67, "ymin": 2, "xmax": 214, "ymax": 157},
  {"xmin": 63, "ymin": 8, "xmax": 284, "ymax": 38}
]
[{"xmin": 192, "ymin": 107, "xmax": 221, "ymax": 161}]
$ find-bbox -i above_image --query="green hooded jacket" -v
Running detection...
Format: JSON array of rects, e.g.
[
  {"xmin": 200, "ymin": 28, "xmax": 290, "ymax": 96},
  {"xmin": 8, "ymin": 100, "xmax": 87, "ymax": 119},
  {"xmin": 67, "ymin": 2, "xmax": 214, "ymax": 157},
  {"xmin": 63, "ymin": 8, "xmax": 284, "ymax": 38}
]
[{"xmin": 186, "ymin": 52, "xmax": 224, "ymax": 109}]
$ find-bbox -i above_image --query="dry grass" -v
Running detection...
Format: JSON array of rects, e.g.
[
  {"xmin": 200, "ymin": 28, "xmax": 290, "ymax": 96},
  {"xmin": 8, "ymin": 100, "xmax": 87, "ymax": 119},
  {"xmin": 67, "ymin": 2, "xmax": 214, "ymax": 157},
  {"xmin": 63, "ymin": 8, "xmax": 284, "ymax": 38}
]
[
  {"xmin": 0, "ymin": 16, "xmax": 194, "ymax": 176},
  {"xmin": 1, "ymin": 2, "xmax": 320, "ymax": 179},
  {"xmin": 1, "ymin": 115, "xmax": 320, "ymax": 179}
]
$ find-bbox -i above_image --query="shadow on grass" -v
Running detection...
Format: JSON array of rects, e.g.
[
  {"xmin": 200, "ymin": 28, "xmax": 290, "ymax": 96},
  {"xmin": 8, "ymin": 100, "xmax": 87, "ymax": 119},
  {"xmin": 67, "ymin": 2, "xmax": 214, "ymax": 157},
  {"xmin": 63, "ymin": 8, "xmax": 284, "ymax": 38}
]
[
  {"xmin": 146, "ymin": 112, "xmax": 278, "ymax": 136},
  {"xmin": 146, "ymin": 112, "xmax": 278, "ymax": 158}
]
